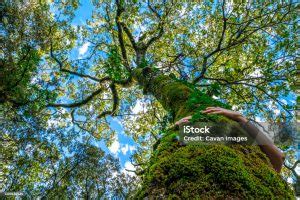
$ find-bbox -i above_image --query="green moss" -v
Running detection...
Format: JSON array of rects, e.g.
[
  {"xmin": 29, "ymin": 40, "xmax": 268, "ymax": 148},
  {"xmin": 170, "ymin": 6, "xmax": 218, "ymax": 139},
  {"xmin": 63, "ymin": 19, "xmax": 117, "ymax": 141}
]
[
  {"xmin": 186, "ymin": 91, "xmax": 231, "ymax": 122},
  {"xmin": 133, "ymin": 68, "xmax": 194, "ymax": 120},
  {"xmin": 135, "ymin": 138, "xmax": 295, "ymax": 199},
  {"xmin": 134, "ymin": 67, "xmax": 232, "ymax": 121}
]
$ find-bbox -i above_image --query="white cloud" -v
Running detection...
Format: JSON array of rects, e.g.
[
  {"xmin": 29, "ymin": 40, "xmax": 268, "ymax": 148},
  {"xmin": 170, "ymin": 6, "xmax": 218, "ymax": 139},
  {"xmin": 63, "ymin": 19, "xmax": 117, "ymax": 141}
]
[
  {"xmin": 179, "ymin": 6, "xmax": 186, "ymax": 17},
  {"xmin": 78, "ymin": 42, "xmax": 90, "ymax": 55},
  {"xmin": 295, "ymin": 165, "xmax": 300, "ymax": 176},
  {"xmin": 267, "ymin": 101, "xmax": 273, "ymax": 109},
  {"xmin": 65, "ymin": 39, "xmax": 71, "ymax": 46},
  {"xmin": 281, "ymin": 99, "xmax": 287, "ymax": 105},
  {"xmin": 287, "ymin": 177, "xmax": 293, "ymax": 184},
  {"xmin": 255, "ymin": 116, "xmax": 263, "ymax": 122},
  {"xmin": 249, "ymin": 69, "xmax": 262, "ymax": 77},
  {"xmin": 232, "ymin": 105, "xmax": 238, "ymax": 111},
  {"xmin": 124, "ymin": 161, "xmax": 135, "ymax": 171},
  {"xmin": 267, "ymin": 101, "xmax": 281, "ymax": 116},
  {"xmin": 120, "ymin": 144, "xmax": 136, "ymax": 155},
  {"xmin": 132, "ymin": 99, "xmax": 147, "ymax": 114},
  {"xmin": 122, "ymin": 161, "xmax": 136, "ymax": 176},
  {"xmin": 274, "ymin": 109, "xmax": 280, "ymax": 116},
  {"xmin": 111, "ymin": 171, "xmax": 118, "ymax": 178},
  {"xmin": 121, "ymin": 144, "xmax": 129, "ymax": 155},
  {"xmin": 88, "ymin": 104, "xmax": 94, "ymax": 112},
  {"xmin": 129, "ymin": 145, "xmax": 136, "ymax": 152},
  {"xmin": 139, "ymin": 24, "xmax": 147, "ymax": 33},
  {"xmin": 47, "ymin": 119, "xmax": 57, "ymax": 127},
  {"xmin": 108, "ymin": 137, "xmax": 120, "ymax": 155},
  {"xmin": 30, "ymin": 77, "xmax": 38, "ymax": 84},
  {"xmin": 212, "ymin": 95, "xmax": 219, "ymax": 100}
]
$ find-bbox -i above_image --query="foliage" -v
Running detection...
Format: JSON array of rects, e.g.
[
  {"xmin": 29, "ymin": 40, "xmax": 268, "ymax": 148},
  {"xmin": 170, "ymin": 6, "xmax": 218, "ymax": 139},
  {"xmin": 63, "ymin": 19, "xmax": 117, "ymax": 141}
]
[
  {"xmin": 0, "ymin": 1, "xmax": 133, "ymax": 198},
  {"xmin": 0, "ymin": 1, "xmax": 55, "ymax": 111},
  {"xmin": 104, "ymin": 47, "xmax": 130, "ymax": 81},
  {"xmin": 44, "ymin": 143, "xmax": 137, "ymax": 199},
  {"xmin": 187, "ymin": 90, "xmax": 231, "ymax": 122}
]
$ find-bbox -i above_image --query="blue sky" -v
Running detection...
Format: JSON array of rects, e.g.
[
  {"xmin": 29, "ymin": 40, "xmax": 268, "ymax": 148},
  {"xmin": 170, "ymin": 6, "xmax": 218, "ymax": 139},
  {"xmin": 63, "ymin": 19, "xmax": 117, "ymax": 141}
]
[{"xmin": 49, "ymin": 0, "xmax": 140, "ymax": 173}]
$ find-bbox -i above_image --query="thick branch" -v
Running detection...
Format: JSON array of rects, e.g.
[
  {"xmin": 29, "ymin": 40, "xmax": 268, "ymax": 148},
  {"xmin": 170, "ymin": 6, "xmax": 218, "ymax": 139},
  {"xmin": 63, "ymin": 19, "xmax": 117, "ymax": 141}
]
[
  {"xmin": 115, "ymin": 0, "xmax": 137, "ymax": 52},
  {"xmin": 97, "ymin": 82, "xmax": 119, "ymax": 119},
  {"xmin": 49, "ymin": 40, "xmax": 130, "ymax": 109},
  {"xmin": 217, "ymin": 0, "xmax": 227, "ymax": 51},
  {"xmin": 147, "ymin": 0, "xmax": 161, "ymax": 19},
  {"xmin": 145, "ymin": 24, "xmax": 164, "ymax": 49},
  {"xmin": 47, "ymin": 88, "xmax": 103, "ymax": 108},
  {"xmin": 115, "ymin": 5, "xmax": 130, "ymax": 68},
  {"xmin": 120, "ymin": 22, "xmax": 138, "ymax": 50},
  {"xmin": 50, "ymin": 42, "xmax": 104, "ymax": 82}
]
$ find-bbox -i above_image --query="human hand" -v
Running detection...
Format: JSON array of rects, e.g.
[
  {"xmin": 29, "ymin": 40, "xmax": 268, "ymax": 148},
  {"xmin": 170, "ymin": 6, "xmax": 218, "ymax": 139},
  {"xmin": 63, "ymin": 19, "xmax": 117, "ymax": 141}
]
[
  {"xmin": 201, "ymin": 107, "xmax": 248, "ymax": 123},
  {"xmin": 175, "ymin": 116, "xmax": 192, "ymax": 126}
]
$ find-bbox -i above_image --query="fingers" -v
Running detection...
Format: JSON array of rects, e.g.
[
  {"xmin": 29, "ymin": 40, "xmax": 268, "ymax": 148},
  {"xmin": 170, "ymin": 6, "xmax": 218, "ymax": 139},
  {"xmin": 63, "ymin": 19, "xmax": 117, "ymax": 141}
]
[
  {"xmin": 183, "ymin": 116, "xmax": 192, "ymax": 120},
  {"xmin": 175, "ymin": 108, "xmax": 225, "ymax": 126},
  {"xmin": 202, "ymin": 107, "xmax": 224, "ymax": 115},
  {"xmin": 205, "ymin": 107, "xmax": 220, "ymax": 110},
  {"xmin": 205, "ymin": 110, "xmax": 223, "ymax": 115},
  {"xmin": 175, "ymin": 116, "xmax": 192, "ymax": 126},
  {"xmin": 202, "ymin": 109, "xmax": 215, "ymax": 114},
  {"xmin": 202, "ymin": 107, "xmax": 221, "ymax": 113}
]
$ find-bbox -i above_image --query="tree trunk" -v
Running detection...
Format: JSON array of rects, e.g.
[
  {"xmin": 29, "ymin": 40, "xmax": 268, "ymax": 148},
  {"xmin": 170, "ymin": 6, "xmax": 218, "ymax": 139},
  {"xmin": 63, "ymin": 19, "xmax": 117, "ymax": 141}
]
[{"xmin": 133, "ymin": 67, "xmax": 294, "ymax": 199}]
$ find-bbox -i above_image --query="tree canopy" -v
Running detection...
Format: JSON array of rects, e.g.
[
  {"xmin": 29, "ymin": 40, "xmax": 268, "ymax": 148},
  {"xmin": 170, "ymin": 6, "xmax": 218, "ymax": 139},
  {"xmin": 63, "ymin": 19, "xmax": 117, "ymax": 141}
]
[{"xmin": 0, "ymin": 0, "xmax": 298, "ymax": 199}]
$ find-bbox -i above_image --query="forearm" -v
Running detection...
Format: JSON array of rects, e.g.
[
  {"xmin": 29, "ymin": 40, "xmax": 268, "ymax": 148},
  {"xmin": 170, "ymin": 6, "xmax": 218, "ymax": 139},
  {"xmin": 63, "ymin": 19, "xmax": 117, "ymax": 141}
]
[
  {"xmin": 258, "ymin": 145, "xmax": 285, "ymax": 173},
  {"xmin": 238, "ymin": 119, "xmax": 285, "ymax": 173}
]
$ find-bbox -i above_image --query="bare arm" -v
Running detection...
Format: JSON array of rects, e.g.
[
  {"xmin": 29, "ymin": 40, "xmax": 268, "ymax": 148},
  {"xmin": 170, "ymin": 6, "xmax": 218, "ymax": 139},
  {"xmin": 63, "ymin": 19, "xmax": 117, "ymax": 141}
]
[{"xmin": 202, "ymin": 107, "xmax": 285, "ymax": 173}]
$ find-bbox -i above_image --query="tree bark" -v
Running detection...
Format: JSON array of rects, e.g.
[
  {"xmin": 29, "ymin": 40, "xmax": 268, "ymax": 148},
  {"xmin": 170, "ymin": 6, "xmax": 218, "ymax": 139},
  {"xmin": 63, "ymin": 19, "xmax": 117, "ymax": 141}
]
[
  {"xmin": 133, "ymin": 67, "xmax": 194, "ymax": 121},
  {"xmin": 133, "ymin": 67, "xmax": 294, "ymax": 199}
]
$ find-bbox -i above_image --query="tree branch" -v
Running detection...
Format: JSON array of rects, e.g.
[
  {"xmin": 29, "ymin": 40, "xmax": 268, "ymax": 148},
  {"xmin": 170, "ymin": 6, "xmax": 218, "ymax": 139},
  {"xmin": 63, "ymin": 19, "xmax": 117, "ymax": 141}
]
[
  {"xmin": 200, "ymin": 76, "xmax": 293, "ymax": 116},
  {"xmin": 47, "ymin": 88, "xmax": 104, "ymax": 108},
  {"xmin": 193, "ymin": 2, "xmax": 295, "ymax": 84},
  {"xmin": 97, "ymin": 82, "xmax": 119, "ymax": 119},
  {"xmin": 145, "ymin": 24, "xmax": 164, "ymax": 49},
  {"xmin": 50, "ymin": 41, "xmax": 105, "ymax": 82},
  {"xmin": 114, "ymin": 0, "xmax": 134, "ymax": 72},
  {"xmin": 116, "ymin": 0, "xmax": 137, "ymax": 49},
  {"xmin": 147, "ymin": 0, "xmax": 161, "ymax": 19},
  {"xmin": 193, "ymin": 1, "xmax": 227, "ymax": 83},
  {"xmin": 120, "ymin": 22, "xmax": 138, "ymax": 50}
]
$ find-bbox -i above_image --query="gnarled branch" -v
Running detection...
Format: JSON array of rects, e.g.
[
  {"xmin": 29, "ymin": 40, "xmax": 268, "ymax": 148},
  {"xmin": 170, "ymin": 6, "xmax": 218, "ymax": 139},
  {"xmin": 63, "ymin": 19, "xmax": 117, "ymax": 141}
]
[
  {"xmin": 47, "ymin": 88, "xmax": 104, "ymax": 108},
  {"xmin": 97, "ymin": 82, "xmax": 119, "ymax": 119},
  {"xmin": 50, "ymin": 41, "xmax": 105, "ymax": 82}
]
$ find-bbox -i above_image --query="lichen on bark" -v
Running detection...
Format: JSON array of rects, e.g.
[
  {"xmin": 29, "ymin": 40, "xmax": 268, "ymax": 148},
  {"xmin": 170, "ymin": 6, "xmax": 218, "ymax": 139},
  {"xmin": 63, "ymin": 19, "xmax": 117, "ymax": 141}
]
[{"xmin": 133, "ymin": 67, "xmax": 295, "ymax": 199}]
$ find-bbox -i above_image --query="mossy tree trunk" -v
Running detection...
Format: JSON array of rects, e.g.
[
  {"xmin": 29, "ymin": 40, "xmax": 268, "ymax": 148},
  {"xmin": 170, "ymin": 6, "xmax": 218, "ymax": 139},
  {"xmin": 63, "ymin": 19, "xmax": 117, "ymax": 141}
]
[
  {"xmin": 133, "ymin": 67, "xmax": 294, "ymax": 199},
  {"xmin": 134, "ymin": 67, "xmax": 194, "ymax": 121}
]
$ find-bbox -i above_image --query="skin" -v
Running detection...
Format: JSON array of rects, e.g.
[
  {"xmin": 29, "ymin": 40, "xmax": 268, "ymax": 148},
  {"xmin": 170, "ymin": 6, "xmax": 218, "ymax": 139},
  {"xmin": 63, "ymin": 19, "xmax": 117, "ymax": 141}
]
[{"xmin": 175, "ymin": 107, "xmax": 285, "ymax": 173}]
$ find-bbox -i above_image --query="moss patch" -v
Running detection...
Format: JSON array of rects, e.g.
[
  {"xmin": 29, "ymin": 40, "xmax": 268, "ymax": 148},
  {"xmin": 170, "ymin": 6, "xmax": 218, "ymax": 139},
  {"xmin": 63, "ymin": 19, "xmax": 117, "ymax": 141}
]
[{"xmin": 135, "ymin": 133, "xmax": 294, "ymax": 199}]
